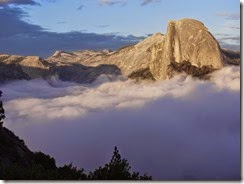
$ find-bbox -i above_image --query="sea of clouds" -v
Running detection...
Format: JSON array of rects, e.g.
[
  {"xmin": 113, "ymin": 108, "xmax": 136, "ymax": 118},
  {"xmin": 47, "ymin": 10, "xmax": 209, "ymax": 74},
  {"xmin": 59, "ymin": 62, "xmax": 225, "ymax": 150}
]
[{"xmin": 0, "ymin": 66, "xmax": 240, "ymax": 180}]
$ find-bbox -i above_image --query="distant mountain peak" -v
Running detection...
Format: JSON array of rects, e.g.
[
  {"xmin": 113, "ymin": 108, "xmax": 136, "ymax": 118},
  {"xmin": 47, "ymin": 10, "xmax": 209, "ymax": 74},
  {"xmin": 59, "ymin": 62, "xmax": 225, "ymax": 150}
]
[{"xmin": 0, "ymin": 18, "xmax": 240, "ymax": 83}]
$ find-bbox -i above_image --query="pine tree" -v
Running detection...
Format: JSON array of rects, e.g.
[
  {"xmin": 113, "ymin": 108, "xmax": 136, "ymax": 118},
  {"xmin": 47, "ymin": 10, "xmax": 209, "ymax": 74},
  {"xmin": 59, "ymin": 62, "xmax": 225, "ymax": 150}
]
[
  {"xmin": 0, "ymin": 90, "xmax": 5, "ymax": 127},
  {"xmin": 89, "ymin": 146, "xmax": 152, "ymax": 180}
]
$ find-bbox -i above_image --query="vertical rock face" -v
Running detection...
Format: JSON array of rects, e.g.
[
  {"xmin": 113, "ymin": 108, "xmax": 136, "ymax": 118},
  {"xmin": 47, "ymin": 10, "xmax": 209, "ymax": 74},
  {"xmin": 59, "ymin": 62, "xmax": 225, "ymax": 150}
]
[
  {"xmin": 0, "ymin": 18, "xmax": 230, "ymax": 83},
  {"xmin": 47, "ymin": 32, "xmax": 165, "ymax": 77},
  {"xmin": 149, "ymin": 18, "xmax": 224, "ymax": 80},
  {"xmin": 99, "ymin": 32, "xmax": 165, "ymax": 76}
]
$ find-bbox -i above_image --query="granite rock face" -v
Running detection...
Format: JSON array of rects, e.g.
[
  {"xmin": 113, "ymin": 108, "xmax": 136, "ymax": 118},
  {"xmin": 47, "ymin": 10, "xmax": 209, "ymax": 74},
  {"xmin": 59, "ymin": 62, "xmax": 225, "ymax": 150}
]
[
  {"xmin": 0, "ymin": 54, "xmax": 50, "ymax": 82},
  {"xmin": 47, "ymin": 32, "xmax": 165, "ymax": 77},
  {"xmin": 48, "ymin": 18, "xmax": 225, "ymax": 80},
  {"xmin": 0, "ymin": 18, "xmax": 238, "ymax": 83},
  {"xmin": 0, "ymin": 53, "xmax": 121, "ymax": 83},
  {"xmin": 149, "ymin": 18, "xmax": 224, "ymax": 80}
]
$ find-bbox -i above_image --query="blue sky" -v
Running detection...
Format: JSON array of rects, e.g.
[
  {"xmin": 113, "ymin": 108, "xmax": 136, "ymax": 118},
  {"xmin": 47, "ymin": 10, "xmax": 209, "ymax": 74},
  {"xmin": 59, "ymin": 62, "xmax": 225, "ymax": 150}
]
[
  {"xmin": 0, "ymin": 0, "xmax": 240, "ymax": 57},
  {"xmin": 24, "ymin": 0, "xmax": 240, "ymax": 36}
]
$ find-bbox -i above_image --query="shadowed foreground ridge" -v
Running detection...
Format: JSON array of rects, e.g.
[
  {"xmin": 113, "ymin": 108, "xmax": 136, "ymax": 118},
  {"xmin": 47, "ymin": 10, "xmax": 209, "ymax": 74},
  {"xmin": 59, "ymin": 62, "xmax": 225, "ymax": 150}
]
[
  {"xmin": 0, "ymin": 90, "xmax": 151, "ymax": 180},
  {"xmin": 0, "ymin": 128, "xmax": 152, "ymax": 180},
  {"xmin": 0, "ymin": 18, "xmax": 240, "ymax": 84}
]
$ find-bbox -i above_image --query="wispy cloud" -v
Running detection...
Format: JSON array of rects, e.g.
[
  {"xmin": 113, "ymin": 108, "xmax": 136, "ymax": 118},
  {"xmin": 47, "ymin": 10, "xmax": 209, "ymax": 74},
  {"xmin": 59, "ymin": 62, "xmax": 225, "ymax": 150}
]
[
  {"xmin": 96, "ymin": 24, "xmax": 110, "ymax": 28},
  {"xmin": 99, "ymin": 0, "xmax": 127, "ymax": 6},
  {"xmin": 223, "ymin": 24, "xmax": 240, "ymax": 30},
  {"xmin": 215, "ymin": 33, "xmax": 240, "ymax": 42},
  {"xmin": 43, "ymin": 0, "xmax": 56, "ymax": 2},
  {"xmin": 57, "ymin": 21, "xmax": 67, "ymax": 24},
  {"xmin": 0, "ymin": 0, "xmax": 40, "ymax": 6},
  {"xmin": 141, "ymin": 0, "xmax": 161, "ymax": 6},
  {"xmin": 77, "ymin": 4, "xmax": 84, "ymax": 10},
  {"xmin": 216, "ymin": 12, "xmax": 240, "ymax": 20},
  {"xmin": 219, "ymin": 36, "xmax": 240, "ymax": 43},
  {"xmin": 215, "ymin": 32, "xmax": 240, "ymax": 51},
  {"xmin": 227, "ymin": 25, "xmax": 240, "ymax": 29}
]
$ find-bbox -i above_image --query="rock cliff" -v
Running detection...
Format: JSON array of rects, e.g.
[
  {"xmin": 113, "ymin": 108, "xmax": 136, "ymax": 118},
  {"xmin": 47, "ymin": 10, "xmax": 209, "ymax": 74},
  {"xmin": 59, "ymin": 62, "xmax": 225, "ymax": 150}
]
[
  {"xmin": 0, "ymin": 53, "xmax": 121, "ymax": 83},
  {"xmin": 149, "ymin": 18, "xmax": 224, "ymax": 80},
  {"xmin": 0, "ymin": 54, "xmax": 50, "ymax": 82},
  {"xmin": 47, "ymin": 18, "xmax": 226, "ymax": 81},
  {"xmin": 0, "ymin": 18, "xmax": 239, "ymax": 83},
  {"xmin": 47, "ymin": 32, "xmax": 165, "ymax": 77}
]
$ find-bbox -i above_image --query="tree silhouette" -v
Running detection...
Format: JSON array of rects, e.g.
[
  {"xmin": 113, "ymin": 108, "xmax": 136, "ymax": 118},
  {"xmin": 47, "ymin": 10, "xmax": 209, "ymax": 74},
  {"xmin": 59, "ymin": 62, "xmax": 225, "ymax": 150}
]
[
  {"xmin": 89, "ymin": 146, "xmax": 152, "ymax": 180},
  {"xmin": 0, "ymin": 95, "xmax": 152, "ymax": 180},
  {"xmin": 0, "ymin": 90, "xmax": 5, "ymax": 127},
  {"xmin": 0, "ymin": 144, "xmax": 152, "ymax": 180}
]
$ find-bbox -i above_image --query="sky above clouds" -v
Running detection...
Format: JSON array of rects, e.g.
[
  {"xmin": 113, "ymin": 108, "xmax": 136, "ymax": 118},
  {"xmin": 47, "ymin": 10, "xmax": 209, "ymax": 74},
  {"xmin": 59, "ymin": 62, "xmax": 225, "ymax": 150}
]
[{"xmin": 0, "ymin": 0, "xmax": 240, "ymax": 56}]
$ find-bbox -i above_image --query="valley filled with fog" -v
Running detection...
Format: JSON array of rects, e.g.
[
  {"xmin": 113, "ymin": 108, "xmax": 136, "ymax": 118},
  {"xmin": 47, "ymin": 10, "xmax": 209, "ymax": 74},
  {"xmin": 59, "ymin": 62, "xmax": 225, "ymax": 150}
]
[{"xmin": 1, "ymin": 66, "xmax": 240, "ymax": 179}]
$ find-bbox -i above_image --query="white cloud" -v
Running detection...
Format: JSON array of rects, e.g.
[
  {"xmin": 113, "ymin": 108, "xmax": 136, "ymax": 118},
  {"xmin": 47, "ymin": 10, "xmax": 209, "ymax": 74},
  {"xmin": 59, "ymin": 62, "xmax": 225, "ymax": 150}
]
[
  {"xmin": 1, "ymin": 66, "xmax": 239, "ymax": 123},
  {"xmin": 141, "ymin": 0, "xmax": 161, "ymax": 6},
  {"xmin": 0, "ymin": 0, "xmax": 39, "ymax": 6},
  {"xmin": 210, "ymin": 66, "xmax": 240, "ymax": 91},
  {"xmin": 216, "ymin": 12, "xmax": 240, "ymax": 20},
  {"xmin": 0, "ymin": 66, "xmax": 240, "ymax": 179},
  {"xmin": 99, "ymin": 0, "xmax": 127, "ymax": 6}
]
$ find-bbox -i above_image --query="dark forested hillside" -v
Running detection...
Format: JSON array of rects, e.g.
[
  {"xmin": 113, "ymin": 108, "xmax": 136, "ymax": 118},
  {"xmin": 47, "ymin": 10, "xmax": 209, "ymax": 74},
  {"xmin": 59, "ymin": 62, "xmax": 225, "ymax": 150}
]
[{"xmin": 0, "ymin": 90, "xmax": 151, "ymax": 180}]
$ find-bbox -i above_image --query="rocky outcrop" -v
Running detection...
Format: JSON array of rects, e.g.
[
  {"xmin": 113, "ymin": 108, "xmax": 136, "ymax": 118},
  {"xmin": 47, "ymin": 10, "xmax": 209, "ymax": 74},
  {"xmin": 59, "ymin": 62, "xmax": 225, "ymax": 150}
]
[
  {"xmin": 19, "ymin": 56, "xmax": 50, "ymax": 78},
  {"xmin": 167, "ymin": 60, "xmax": 216, "ymax": 80},
  {"xmin": 47, "ymin": 18, "xmax": 226, "ymax": 81},
  {"xmin": 128, "ymin": 67, "xmax": 155, "ymax": 81},
  {"xmin": 53, "ymin": 64, "xmax": 121, "ymax": 83},
  {"xmin": 0, "ymin": 53, "xmax": 121, "ymax": 83},
  {"xmin": 0, "ymin": 54, "xmax": 50, "ymax": 82},
  {"xmin": 149, "ymin": 18, "xmax": 224, "ymax": 80},
  {"xmin": 47, "ymin": 33, "xmax": 165, "ymax": 77},
  {"xmin": 0, "ymin": 18, "xmax": 239, "ymax": 83}
]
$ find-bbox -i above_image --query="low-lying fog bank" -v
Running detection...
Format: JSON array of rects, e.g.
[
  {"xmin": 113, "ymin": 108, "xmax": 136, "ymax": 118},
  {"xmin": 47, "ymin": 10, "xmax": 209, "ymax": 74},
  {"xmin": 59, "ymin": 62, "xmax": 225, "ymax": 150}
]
[{"xmin": 1, "ymin": 66, "xmax": 240, "ymax": 179}]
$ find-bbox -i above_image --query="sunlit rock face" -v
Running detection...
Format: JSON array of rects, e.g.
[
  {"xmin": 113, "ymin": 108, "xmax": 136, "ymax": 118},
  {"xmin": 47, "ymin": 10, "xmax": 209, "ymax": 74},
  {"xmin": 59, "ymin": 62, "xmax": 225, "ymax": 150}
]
[
  {"xmin": 0, "ymin": 18, "xmax": 236, "ymax": 83},
  {"xmin": 48, "ymin": 18, "xmax": 224, "ymax": 80},
  {"xmin": 47, "ymin": 32, "xmax": 165, "ymax": 77},
  {"xmin": 149, "ymin": 18, "xmax": 224, "ymax": 80},
  {"xmin": 0, "ymin": 54, "xmax": 50, "ymax": 82}
]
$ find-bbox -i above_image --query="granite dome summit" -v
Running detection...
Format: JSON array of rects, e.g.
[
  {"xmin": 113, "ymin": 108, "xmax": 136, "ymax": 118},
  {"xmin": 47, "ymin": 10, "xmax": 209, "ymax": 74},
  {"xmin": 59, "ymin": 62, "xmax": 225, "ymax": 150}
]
[{"xmin": 0, "ymin": 18, "xmax": 239, "ymax": 83}]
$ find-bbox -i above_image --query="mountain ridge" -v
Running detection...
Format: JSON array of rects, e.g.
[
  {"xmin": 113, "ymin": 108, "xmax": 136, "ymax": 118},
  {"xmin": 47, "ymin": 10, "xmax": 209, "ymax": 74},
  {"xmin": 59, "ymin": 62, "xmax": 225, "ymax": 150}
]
[{"xmin": 0, "ymin": 18, "xmax": 240, "ymax": 83}]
